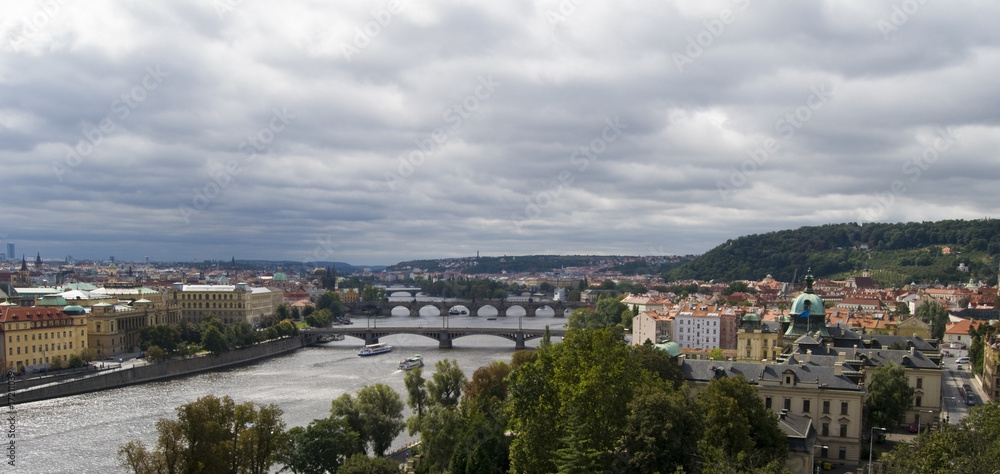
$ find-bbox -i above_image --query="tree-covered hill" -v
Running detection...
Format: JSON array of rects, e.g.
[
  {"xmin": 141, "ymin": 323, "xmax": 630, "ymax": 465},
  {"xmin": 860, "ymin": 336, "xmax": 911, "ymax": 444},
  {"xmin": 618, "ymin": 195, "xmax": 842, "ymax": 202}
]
[{"xmin": 664, "ymin": 220, "xmax": 1000, "ymax": 286}]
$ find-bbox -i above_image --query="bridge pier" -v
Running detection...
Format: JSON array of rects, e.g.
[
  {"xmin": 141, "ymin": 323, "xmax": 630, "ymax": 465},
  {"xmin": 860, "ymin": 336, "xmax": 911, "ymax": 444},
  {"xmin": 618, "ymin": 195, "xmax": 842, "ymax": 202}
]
[
  {"xmin": 364, "ymin": 330, "xmax": 379, "ymax": 345},
  {"xmin": 515, "ymin": 331, "xmax": 525, "ymax": 350},
  {"xmin": 438, "ymin": 329, "xmax": 452, "ymax": 349}
]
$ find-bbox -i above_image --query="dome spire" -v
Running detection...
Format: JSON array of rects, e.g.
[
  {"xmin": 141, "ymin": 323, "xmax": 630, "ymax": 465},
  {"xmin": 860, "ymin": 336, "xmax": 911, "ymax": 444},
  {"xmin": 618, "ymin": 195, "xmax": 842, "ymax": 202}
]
[{"xmin": 804, "ymin": 268, "xmax": 815, "ymax": 294}]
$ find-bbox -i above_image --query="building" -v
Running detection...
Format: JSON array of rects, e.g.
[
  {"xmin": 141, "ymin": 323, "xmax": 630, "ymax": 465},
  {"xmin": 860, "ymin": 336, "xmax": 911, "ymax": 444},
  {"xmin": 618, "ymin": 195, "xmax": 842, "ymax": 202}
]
[
  {"xmin": 87, "ymin": 298, "xmax": 182, "ymax": 357},
  {"xmin": 631, "ymin": 310, "xmax": 672, "ymax": 346},
  {"xmin": 170, "ymin": 283, "xmax": 282, "ymax": 324},
  {"xmin": 681, "ymin": 358, "xmax": 865, "ymax": 466},
  {"xmin": 736, "ymin": 311, "xmax": 783, "ymax": 362},
  {"xmin": 979, "ymin": 333, "xmax": 1000, "ymax": 401},
  {"xmin": 1, "ymin": 304, "xmax": 89, "ymax": 373},
  {"xmin": 5, "ymin": 243, "xmax": 13, "ymax": 262}
]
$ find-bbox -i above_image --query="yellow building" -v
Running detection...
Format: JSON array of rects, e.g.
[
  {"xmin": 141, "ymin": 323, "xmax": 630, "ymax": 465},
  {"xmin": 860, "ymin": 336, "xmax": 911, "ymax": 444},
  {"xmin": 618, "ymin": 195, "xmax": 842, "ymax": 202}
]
[
  {"xmin": 1, "ymin": 304, "xmax": 88, "ymax": 373},
  {"xmin": 87, "ymin": 299, "xmax": 182, "ymax": 357},
  {"xmin": 736, "ymin": 312, "xmax": 783, "ymax": 362},
  {"xmin": 170, "ymin": 283, "xmax": 282, "ymax": 325}
]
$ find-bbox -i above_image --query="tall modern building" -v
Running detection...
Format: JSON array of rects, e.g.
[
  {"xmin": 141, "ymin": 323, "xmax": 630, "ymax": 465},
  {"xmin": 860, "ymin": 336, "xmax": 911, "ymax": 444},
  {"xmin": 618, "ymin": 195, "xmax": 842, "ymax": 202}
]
[{"xmin": 5, "ymin": 243, "xmax": 13, "ymax": 261}]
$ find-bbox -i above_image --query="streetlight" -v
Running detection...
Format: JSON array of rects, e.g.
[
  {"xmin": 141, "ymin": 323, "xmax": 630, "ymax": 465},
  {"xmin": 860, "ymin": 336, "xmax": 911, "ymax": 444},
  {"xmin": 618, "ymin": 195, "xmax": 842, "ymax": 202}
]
[
  {"xmin": 815, "ymin": 445, "xmax": 828, "ymax": 474},
  {"xmin": 920, "ymin": 409, "xmax": 936, "ymax": 434},
  {"xmin": 869, "ymin": 427, "xmax": 886, "ymax": 474}
]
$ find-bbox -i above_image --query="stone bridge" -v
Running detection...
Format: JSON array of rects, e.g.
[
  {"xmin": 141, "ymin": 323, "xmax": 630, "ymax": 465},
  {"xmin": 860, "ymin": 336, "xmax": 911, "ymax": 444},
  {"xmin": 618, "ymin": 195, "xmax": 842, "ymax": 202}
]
[
  {"xmin": 352, "ymin": 299, "xmax": 588, "ymax": 318},
  {"xmin": 301, "ymin": 326, "xmax": 567, "ymax": 350}
]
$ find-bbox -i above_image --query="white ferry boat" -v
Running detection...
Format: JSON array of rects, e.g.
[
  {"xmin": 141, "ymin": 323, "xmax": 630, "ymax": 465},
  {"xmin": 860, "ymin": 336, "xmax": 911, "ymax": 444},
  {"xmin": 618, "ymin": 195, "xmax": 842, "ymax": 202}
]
[
  {"xmin": 358, "ymin": 343, "xmax": 392, "ymax": 356},
  {"xmin": 398, "ymin": 355, "xmax": 424, "ymax": 370}
]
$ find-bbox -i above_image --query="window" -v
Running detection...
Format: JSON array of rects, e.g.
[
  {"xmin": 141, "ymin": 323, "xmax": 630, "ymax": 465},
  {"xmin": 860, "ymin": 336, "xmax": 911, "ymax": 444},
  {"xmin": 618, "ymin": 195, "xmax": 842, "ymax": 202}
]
[
  {"xmin": 765, "ymin": 397, "xmax": 772, "ymax": 409},
  {"xmin": 840, "ymin": 424, "xmax": 847, "ymax": 438},
  {"xmin": 785, "ymin": 376, "xmax": 792, "ymax": 385},
  {"xmin": 917, "ymin": 377, "xmax": 923, "ymax": 389},
  {"xmin": 821, "ymin": 446, "xmax": 829, "ymax": 458},
  {"xmin": 822, "ymin": 423, "xmax": 829, "ymax": 436},
  {"xmin": 823, "ymin": 401, "xmax": 830, "ymax": 414},
  {"xmin": 839, "ymin": 447, "xmax": 847, "ymax": 460},
  {"xmin": 841, "ymin": 402, "xmax": 849, "ymax": 415},
  {"xmin": 803, "ymin": 400, "xmax": 810, "ymax": 413},
  {"xmin": 915, "ymin": 396, "xmax": 922, "ymax": 407},
  {"xmin": 784, "ymin": 398, "xmax": 791, "ymax": 411}
]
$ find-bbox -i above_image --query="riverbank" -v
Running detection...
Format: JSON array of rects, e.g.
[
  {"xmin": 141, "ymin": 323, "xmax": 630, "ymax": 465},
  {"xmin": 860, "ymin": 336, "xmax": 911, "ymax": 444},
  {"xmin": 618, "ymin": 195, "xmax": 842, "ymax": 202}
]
[{"xmin": 9, "ymin": 336, "xmax": 307, "ymax": 405}]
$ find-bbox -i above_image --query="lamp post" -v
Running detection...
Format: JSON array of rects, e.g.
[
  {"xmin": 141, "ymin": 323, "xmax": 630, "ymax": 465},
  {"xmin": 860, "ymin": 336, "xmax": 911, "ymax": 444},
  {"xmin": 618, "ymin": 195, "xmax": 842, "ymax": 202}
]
[
  {"xmin": 815, "ymin": 445, "xmax": 828, "ymax": 474},
  {"xmin": 920, "ymin": 409, "xmax": 935, "ymax": 434},
  {"xmin": 869, "ymin": 427, "xmax": 886, "ymax": 474}
]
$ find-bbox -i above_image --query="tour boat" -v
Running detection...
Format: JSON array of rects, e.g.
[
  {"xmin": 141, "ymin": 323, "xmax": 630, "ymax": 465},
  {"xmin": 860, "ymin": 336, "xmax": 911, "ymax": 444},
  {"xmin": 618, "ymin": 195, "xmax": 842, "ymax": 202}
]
[
  {"xmin": 398, "ymin": 355, "xmax": 424, "ymax": 370},
  {"xmin": 358, "ymin": 343, "xmax": 392, "ymax": 356}
]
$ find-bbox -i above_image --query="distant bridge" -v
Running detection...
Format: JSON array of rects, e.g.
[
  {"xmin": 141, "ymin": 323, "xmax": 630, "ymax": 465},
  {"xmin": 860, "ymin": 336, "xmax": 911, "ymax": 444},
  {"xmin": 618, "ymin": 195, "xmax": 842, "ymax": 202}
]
[
  {"xmin": 353, "ymin": 299, "xmax": 589, "ymax": 318},
  {"xmin": 301, "ymin": 326, "xmax": 567, "ymax": 350}
]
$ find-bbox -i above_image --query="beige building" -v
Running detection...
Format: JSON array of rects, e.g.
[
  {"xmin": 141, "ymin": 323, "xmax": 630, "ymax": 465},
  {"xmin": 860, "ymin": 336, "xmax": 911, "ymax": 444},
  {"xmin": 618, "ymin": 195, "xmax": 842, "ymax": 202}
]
[
  {"xmin": 681, "ymin": 358, "xmax": 866, "ymax": 466},
  {"xmin": 87, "ymin": 298, "xmax": 182, "ymax": 357},
  {"xmin": 631, "ymin": 310, "xmax": 672, "ymax": 345},
  {"xmin": 170, "ymin": 283, "xmax": 282, "ymax": 325},
  {"xmin": 736, "ymin": 313, "xmax": 783, "ymax": 362},
  {"xmin": 1, "ymin": 304, "xmax": 88, "ymax": 373}
]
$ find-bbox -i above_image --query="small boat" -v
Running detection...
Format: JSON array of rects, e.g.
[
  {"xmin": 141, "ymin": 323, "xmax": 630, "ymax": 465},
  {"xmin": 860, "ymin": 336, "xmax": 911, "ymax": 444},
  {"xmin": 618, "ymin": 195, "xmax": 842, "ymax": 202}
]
[
  {"xmin": 398, "ymin": 355, "xmax": 424, "ymax": 370},
  {"xmin": 358, "ymin": 343, "xmax": 393, "ymax": 356}
]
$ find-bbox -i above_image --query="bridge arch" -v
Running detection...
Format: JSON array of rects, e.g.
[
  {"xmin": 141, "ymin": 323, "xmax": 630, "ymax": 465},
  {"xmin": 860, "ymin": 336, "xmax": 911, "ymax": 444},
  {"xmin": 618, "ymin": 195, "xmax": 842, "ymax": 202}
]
[
  {"xmin": 505, "ymin": 305, "xmax": 527, "ymax": 318},
  {"xmin": 390, "ymin": 305, "xmax": 415, "ymax": 317},
  {"xmin": 534, "ymin": 305, "xmax": 556, "ymax": 317},
  {"xmin": 418, "ymin": 304, "xmax": 444, "ymax": 317},
  {"xmin": 446, "ymin": 305, "xmax": 471, "ymax": 316},
  {"xmin": 474, "ymin": 305, "xmax": 499, "ymax": 317}
]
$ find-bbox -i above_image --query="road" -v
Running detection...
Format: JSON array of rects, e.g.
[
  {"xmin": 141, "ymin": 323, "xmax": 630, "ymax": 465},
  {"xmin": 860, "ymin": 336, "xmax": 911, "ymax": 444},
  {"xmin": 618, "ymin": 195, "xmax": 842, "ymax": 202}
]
[{"xmin": 938, "ymin": 347, "xmax": 987, "ymax": 426}]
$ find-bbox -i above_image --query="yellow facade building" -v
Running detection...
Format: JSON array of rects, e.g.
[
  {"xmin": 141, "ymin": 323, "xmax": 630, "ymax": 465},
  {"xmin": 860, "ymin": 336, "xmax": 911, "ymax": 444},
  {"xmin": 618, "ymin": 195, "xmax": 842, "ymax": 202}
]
[{"xmin": 1, "ymin": 304, "xmax": 88, "ymax": 373}]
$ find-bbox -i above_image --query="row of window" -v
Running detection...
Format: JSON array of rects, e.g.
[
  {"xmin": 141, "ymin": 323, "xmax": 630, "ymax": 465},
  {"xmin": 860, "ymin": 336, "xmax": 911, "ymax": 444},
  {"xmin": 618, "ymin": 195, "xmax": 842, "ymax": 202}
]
[
  {"xmin": 13, "ymin": 354, "xmax": 69, "ymax": 367},
  {"xmin": 767, "ymin": 398, "xmax": 851, "ymax": 416},
  {"xmin": 8, "ymin": 330, "xmax": 82, "ymax": 343},
  {"xmin": 181, "ymin": 302, "xmax": 245, "ymax": 309},
  {"xmin": 179, "ymin": 293, "xmax": 241, "ymax": 300},
  {"xmin": 4, "ymin": 319, "xmax": 70, "ymax": 330},
  {"xmin": 9, "ymin": 341, "xmax": 76, "ymax": 355},
  {"xmin": 819, "ymin": 446, "xmax": 849, "ymax": 460}
]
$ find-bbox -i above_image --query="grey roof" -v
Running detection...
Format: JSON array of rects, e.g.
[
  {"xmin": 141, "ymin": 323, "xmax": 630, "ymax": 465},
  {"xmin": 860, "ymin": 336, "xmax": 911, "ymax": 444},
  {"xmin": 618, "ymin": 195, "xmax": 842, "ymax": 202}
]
[
  {"xmin": 865, "ymin": 335, "xmax": 935, "ymax": 352},
  {"xmin": 680, "ymin": 359, "xmax": 862, "ymax": 391},
  {"xmin": 845, "ymin": 348, "xmax": 940, "ymax": 370},
  {"xmin": 777, "ymin": 412, "xmax": 816, "ymax": 454},
  {"xmin": 951, "ymin": 308, "xmax": 1000, "ymax": 321}
]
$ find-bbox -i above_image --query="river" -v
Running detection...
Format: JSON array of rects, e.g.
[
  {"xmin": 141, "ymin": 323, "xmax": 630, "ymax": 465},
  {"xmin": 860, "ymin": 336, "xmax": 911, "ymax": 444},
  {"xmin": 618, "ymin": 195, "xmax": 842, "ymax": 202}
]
[{"xmin": 11, "ymin": 312, "xmax": 564, "ymax": 473}]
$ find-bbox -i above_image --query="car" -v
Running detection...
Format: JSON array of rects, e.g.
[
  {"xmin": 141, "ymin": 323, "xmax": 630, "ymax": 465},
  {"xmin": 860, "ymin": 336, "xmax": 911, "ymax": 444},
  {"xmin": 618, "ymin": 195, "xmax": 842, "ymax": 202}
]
[
  {"xmin": 909, "ymin": 422, "xmax": 919, "ymax": 433},
  {"xmin": 956, "ymin": 356, "xmax": 970, "ymax": 363},
  {"xmin": 957, "ymin": 365, "xmax": 963, "ymax": 370}
]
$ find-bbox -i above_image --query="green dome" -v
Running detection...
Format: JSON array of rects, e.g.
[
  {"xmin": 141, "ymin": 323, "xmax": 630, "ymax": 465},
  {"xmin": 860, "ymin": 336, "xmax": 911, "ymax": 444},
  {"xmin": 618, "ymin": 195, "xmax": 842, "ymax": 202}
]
[
  {"xmin": 654, "ymin": 342, "xmax": 683, "ymax": 357},
  {"xmin": 742, "ymin": 312, "xmax": 761, "ymax": 322},
  {"xmin": 790, "ymin": 293, "xmax": 825, "ymax": 317},
  {"xmin": 62, "ymin": 305, "xmax": 86, "ymax": 315},
  {"xmin": 273, "ymin": 272, "xmax": 288, "ymax": 281}
]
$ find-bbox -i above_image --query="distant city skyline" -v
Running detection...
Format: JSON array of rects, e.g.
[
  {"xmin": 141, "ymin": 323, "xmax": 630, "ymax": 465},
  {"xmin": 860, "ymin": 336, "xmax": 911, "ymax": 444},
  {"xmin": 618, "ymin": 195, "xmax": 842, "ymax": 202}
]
[{"xmin": 4, "ymin": 2, "xmax": 999, "ymax": 266}]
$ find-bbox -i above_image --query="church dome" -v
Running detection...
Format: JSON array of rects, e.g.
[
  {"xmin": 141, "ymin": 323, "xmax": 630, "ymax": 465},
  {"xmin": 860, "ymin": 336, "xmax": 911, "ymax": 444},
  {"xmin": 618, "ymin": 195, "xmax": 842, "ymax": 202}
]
[
  {"xmin": 742, "ymin": 312, "xmax": 761, "ymax": 322},
  {"xmin": 273, "ymin": 272, "xmax": 288, "ymax": 281},
  {"xmin": 62, "ymin": 305, "xmax": 86, "ymax": 315},
  {"xmin": 654, "ymin": 341, "xmax": 683, "ymax": 357}
]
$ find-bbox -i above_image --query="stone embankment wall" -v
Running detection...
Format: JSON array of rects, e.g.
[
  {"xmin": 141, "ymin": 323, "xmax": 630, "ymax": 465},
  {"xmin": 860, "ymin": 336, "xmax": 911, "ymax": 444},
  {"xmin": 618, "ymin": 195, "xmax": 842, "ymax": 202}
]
[{"xmin": 11, "ymin": 336, "xmax": 306, "ymax": 405}]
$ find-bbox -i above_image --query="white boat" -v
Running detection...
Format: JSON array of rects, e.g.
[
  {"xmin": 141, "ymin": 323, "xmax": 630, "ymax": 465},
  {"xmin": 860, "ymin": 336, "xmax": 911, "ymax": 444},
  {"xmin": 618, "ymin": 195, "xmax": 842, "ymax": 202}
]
[
  {"xmin": 398, "ymin": 355, "xmax": 424, "ymax": 370},
  {"xmin": 358, "ymin": 343, "xmax": 392, "ymax": 356}
]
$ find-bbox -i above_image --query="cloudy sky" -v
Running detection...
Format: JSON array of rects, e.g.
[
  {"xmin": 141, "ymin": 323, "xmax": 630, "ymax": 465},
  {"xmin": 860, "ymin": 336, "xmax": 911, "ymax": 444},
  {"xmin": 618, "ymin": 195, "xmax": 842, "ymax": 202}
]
[{"xmin": 2, "ymin": 1, "xmax": 999, "ymax": 265}]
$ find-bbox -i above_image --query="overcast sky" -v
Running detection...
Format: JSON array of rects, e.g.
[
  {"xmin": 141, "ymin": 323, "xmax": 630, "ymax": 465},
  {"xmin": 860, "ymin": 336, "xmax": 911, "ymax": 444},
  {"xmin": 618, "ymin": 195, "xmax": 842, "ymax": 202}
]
[{"xmin": 2, "ymin": 1, "xmax": 999, "ymax": 265}]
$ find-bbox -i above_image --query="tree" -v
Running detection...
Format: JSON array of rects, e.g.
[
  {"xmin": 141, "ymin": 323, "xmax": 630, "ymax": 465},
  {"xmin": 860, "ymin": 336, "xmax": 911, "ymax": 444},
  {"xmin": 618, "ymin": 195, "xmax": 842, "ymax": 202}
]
[
  {"xmin": 330, "ymin": 394, "xmax": 368, "ymax": 455},
  {"xmin": 338, "ymin": 454, "xmax": 399, "ymax": 474},
  {"xmin": 880, "ymin": 403, "xmax": 1000, "ymax": 473},
  {"xmin": 404, "ymin": 367, "xmax": 428, "ymax": 428},
  {"xmin": 316, "ymin": 291, "xmax": 346, "ymax": 318},
  {"xmin": 306, "ymin": 308, "xmax": 334, "ymax": 328},
  {"xmin": 708, "ymin": 348, "xmax": 725, "ymax": 361},
  {"xmin": 414, "ymin": 403, "xmax": 464, "ymax": 472},
  {"xmin": 139, "ymin": 325, "xmax": 179, "ymax": 353},
  {"xmin": 354, "ymin": 384, "xmax": 405, "ymax": 457},
  {"xmin": 915, "ymin": 301, "xmax": 949, "ymax": 340},
  {"xmin": 201, "ymin": 325, "xmax": 229, "ymax": 355},
  {"xmin": 622, "ymin": 381, "xmax": 700, "ymax": 473},
  {"xmin": 631, "ymin": 344, "xmax": 684, "ymax": 389},
  {"xmin": 427, "ymin": 359, "xmax": 467, "ymax": 407},
  {"xmin": 49, "ymin": 356, "xmax": 64, "ymax": 370},
  {"xmin": 695, "ymin": 375, "xmax": 788, "ymax": 472},
  {"xmin": 68, "ymin": 354, "xmax": 83, "ymax": 368},
  {"xmin": 117, "ymin": 395, "xmax": 286, "ymax": 474},
  {"xmin": 279, "ymin": 417, "xmax": 361, "ymax": 474},
  {"xmin": 146, "ymin": 345, "xmax": 167, "ymax": 362},
  {"xmin": 80, "ymin": 346, "xmax": 97, "ymax": 364},
  {"xmin": 361, "ymin": 284, "xmax": 386, "ymax": 302},
  {"xmin": 866, "ymin": 363, "xmax": 915, "ymax": 431},
  {"xmin": 226, "ymin": 321, "xmax": 255, "ymax": 349}
]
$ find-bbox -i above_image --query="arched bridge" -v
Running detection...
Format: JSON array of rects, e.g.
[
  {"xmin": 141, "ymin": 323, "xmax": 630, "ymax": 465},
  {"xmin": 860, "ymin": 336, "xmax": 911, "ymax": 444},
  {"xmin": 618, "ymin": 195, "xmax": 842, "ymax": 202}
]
[
  {"xmin": 358, "ymin": 299, "xmax": 589, "ymax": 318},
  {"xmin": 301, "ymin": 326, "xmax": 567, "ymax": 350}
]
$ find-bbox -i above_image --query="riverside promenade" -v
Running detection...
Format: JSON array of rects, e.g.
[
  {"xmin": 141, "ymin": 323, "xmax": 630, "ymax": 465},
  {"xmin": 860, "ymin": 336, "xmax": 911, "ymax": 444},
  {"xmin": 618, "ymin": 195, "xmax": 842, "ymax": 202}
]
[{"xmin": 5, "ymin": 336, "xmax": 307, "ymax": 405}]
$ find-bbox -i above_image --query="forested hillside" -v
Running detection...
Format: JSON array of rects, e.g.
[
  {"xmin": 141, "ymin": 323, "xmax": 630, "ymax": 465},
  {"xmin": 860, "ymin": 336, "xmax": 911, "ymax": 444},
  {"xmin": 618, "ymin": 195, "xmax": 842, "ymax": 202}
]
[{"xmin": 665, "ymin": 220, "xmax": 1000, "ymax": 285}]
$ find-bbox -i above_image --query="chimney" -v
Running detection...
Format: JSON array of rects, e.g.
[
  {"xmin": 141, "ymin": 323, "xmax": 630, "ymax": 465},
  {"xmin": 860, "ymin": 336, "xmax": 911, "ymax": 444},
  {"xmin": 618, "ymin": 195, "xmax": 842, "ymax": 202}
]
[
  {"xmin": 806, "ymin": 349, "xmax": 812, "ymax": 363},
  {"xmin": 910, "ymin": 346, "xmax": 916, "ymax": 356}
]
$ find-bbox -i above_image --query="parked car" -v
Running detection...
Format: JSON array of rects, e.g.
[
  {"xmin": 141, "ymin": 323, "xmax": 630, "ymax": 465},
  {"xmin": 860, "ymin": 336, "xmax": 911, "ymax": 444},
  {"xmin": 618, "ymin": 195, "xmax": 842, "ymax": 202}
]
[
  {"xmin": 909, "ymin": 422, "xmax": 919, "ymax": 433},
  {"xmin": 956, "ymin": 356, "xmax": 970, "ymax": 364}
]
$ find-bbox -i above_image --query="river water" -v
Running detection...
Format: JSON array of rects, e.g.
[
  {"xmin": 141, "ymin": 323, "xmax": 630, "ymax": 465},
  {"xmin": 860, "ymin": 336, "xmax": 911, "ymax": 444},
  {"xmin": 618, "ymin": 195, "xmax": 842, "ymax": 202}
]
[{"xmin": 11, "ymin": 313, "xmax": 564, "ymax": 473}]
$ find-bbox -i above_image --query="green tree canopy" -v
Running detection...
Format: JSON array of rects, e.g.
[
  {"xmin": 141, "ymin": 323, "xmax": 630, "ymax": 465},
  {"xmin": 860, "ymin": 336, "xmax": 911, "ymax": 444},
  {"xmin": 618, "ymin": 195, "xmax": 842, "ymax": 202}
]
[
  {"xmin": 279, "ymin": 417, "xmax": 361, "ymax": 474},
  {"xmin": 880, "ymin": 403, "xmax": 1000, "ymax": 473},
  {"xmin": 427, "ymin": 359, "xmax": 467, "ymax": 407},
  {"xmin": 117, "ymin": 395, "xmax": 286, "ymax": 474},
  {"xmin": 200, "ymin": 325, "xmax": 229, "ymax": 355},
  {"xmin": 355, "ymin": 384, "xmax": 405, "ymax": 457},
  {"xmin": 866, "ymin": 363, "xmax": 915, "ymax": 431},
  {"xmin": 695, "ymin": 375, "xmax": 788, "ymax": 472}
]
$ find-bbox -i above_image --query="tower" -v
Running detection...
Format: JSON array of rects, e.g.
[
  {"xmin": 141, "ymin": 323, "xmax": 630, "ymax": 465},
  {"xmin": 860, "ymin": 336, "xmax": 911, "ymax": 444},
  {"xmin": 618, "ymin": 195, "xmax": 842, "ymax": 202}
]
[{"xmin": 34, "ymin": 252, "xmax": 42, "ymax": 270}]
